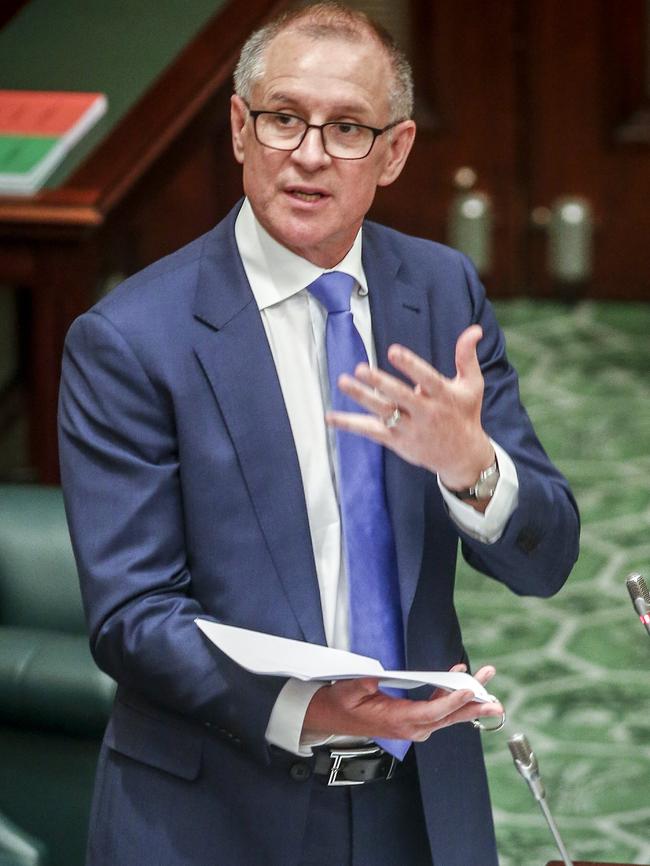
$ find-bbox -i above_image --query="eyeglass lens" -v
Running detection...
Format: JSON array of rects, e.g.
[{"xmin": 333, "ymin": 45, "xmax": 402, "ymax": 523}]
[{"xmin": 254, "ymin": 113, "xmax": 375, "ymax": 158}]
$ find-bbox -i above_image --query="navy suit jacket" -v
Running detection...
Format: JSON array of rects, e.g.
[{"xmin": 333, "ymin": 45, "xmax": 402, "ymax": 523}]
[{"xmin": 59, "ymin": 201, "xmax": 579, "ymax": 866}]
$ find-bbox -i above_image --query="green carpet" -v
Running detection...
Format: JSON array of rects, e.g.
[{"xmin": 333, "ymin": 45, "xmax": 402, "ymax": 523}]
[{"xmin": 456, "ymin": 300, "xmax": 650, "ymax": 866}]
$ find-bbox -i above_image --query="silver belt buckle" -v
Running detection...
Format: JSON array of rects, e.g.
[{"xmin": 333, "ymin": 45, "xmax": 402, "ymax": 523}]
[{"xmin": 327, "ymin": 745, "xmax": 394, "ymax": 786}]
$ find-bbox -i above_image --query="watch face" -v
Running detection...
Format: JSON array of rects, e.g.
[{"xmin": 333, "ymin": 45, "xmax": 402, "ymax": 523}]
[
  {"xmin": 474, "ymin": 464, "xmax": 499, "ymax": 500},
  {"xmin": 453, "ymin": 461, "xmax": 499, "ymax": 501},
  {"xmin": 475, "ymin": 476, "xmax": 498, "ymax": 499}
]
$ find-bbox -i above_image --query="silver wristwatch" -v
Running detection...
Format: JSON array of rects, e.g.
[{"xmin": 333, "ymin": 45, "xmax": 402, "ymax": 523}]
[{"xmin": 453, "ymin": 459, "xmax": 499, "ymax": 502}]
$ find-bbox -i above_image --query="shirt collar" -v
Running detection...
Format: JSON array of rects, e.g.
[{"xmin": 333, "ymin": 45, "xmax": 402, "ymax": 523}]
[{"xmin": 234, "ymin": 197, "xmax": 367, "ymax": 311}]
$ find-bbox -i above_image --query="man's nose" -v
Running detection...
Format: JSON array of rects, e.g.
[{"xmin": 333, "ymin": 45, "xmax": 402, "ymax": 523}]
[{"xmin": 291, "ymin": 126, "xmax": 331, "ymax": 169}]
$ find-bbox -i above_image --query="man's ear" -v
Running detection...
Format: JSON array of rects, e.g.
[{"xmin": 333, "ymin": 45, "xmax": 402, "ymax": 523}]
[
  {"xmin": 231, "ymin": 94, "xmax": 248, "ymax": 164},
  {"xmin": 377, "ymin": 120, "xmax": 416, "ymax": 188}
]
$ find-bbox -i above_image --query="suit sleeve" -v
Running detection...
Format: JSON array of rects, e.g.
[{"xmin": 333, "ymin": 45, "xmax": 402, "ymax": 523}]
[
  {"xmin": 454, "ymin": 255, "xmax": 580, "ymax": 597},
  {"xmin": 58, "ymin": 310, "xmax": 285, "ymax": 764}
]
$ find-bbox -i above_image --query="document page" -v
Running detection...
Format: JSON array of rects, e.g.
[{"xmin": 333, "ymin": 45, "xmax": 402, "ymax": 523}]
[{"xmin": 195, "ymin": 618, "xmax": 496, "ymax": 702}]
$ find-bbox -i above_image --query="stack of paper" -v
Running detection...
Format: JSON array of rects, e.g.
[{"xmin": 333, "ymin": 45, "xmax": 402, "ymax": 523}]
[
  {"xmin": 195, "ymin": 618, "xmax": 497, "ymax": 701},
  {"xmin": 0, "ymin": 90, "xmax": 107, "ymax": 195}
]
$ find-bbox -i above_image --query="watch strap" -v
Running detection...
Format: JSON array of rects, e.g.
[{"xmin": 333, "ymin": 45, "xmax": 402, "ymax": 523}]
[{"xmin": 453, "ymin": 459, "xmax": 499, "ymax": 502}]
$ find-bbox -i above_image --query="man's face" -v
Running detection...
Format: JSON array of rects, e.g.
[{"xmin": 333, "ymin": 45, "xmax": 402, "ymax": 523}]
[{"xmin": 231, "ymin": 29, "xmax": 415, "ymax": 268}]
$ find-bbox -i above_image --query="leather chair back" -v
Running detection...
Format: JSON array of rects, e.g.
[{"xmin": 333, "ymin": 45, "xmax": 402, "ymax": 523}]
[{"xmin": 0, "ymin": 485, "xmax": 85, "ymax": 633}]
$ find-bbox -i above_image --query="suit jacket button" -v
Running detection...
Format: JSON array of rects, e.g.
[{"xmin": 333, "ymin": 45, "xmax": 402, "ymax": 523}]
[
  {"xmin": 517, "ymin": 528, "xmax": 540, "ymax": 553},
  {"xmin": 290, "ymin": 762, "xmax": 311, "ymax": 782}
]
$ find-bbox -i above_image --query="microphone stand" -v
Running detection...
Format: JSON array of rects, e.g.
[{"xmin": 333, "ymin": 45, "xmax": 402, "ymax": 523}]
[
  {"xmin": 537, "ymin": 796, "xmax": 573, "ymax": 866},
  {"xmin": 508, "ymin": 733, "xmax": 574, "ymax": 866}
]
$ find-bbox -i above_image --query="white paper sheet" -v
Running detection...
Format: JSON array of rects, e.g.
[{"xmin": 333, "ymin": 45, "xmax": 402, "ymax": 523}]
[{"xmin": 195, "ymin": 618, "xmax": 496, "ymax": 702}]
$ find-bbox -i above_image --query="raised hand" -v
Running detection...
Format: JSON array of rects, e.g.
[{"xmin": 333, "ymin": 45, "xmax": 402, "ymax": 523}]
[{"xmin": 326, "ymin": 325, "xmax": 495, "ymax": 494}]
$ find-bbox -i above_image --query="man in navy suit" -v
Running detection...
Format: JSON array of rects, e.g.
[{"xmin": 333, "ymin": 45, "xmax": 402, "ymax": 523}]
[{"xmin": 58, "ymin": 3, "xmax": 579, "ymax": 865}]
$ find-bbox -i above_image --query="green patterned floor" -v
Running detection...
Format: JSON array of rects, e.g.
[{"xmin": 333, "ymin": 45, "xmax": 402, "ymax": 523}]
[{"xmin": 456, "ymin": 301, "xmax": 650, "ymax": 866}]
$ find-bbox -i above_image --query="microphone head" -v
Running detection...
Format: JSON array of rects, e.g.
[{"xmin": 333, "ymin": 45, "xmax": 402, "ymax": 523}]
[
  {"xmin": 508, "ymin": 732, "xmax": 538, "ymax": 775},
  {"xmin": 626, "ymin": 572, "xmax": 650, "ymax": 633},
  {"xmin": 626, "ymin": 572, "xmax": 650, "ymax": 606},
  {"xmin": 508, "ymin": 732, "xmax": 545, "ymax": 800}
]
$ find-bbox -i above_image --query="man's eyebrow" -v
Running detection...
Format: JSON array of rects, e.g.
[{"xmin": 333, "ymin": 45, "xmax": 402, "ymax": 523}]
[
  {"xmin": 264, "ymin": 93, "xmax": 299, "ymax": 110},
  {"xmin": 264, "ymin": 92, "xmax": 370, "ymax": 118}
]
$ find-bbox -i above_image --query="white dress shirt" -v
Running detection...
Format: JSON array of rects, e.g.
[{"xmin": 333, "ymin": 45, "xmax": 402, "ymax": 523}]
[{"xmin": 233, "ymin": 198, "xmax": 518, "ymax": 755}]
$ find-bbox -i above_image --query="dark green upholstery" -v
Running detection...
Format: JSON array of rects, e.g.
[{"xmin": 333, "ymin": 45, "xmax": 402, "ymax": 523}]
[
  {"xmin": 0, "ymin": 811, "xmax": 45, "ymax": 866},
  {"xmin": 0, "ymin": 485, "xmax": 85, "ymax": 633},
  {"xmin": 0, "ymin": 485, "xmax": 115, "ymax": 866}
]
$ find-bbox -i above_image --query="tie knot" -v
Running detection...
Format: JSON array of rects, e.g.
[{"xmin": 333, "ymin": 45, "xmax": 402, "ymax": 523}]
[{"xmin": 307, "ymin": 271, "xmax": 356, "ymax": 313}]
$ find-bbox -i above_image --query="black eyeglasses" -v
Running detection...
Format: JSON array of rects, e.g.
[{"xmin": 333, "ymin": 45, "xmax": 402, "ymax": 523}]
[{"xmin": 247, "ymin": 108, "xmax": 402, "ymax": 160}]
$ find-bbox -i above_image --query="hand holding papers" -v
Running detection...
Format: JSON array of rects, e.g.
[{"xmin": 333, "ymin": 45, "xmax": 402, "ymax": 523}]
[{"xmin": 195, "ymin": 618, "xmax": 498, "ymax": 703}]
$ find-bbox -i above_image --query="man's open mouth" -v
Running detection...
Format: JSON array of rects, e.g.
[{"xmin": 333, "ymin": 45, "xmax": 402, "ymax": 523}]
[{"xmin": 289, "ymin": 190, "xmax": 326, "ymax": 201}]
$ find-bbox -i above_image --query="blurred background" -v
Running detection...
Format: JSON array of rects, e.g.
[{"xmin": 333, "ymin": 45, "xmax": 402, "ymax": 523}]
[{"xmin": 0, "ymin": 1, "xmax": 649, "ymax": 865}]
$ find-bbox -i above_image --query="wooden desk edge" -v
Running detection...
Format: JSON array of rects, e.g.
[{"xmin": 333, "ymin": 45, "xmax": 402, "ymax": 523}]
[
  {"xmin": 0, "ymin": 197, "xmax": 103, "ymax": 227},
  {"xmin": 547, "ymin": 861, "xmax": 647, "ymax": 865}
]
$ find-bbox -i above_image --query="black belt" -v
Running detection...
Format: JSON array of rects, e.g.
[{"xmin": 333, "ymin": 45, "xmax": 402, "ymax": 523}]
[{"xmin": 312, "ymin": 744, "xmax": 398, "ymax": 786}]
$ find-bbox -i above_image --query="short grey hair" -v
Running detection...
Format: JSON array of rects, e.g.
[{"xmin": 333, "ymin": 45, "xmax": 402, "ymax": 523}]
[{"xmin": 233, "ymin": 2, "xmax": 414, "ymax": 123}]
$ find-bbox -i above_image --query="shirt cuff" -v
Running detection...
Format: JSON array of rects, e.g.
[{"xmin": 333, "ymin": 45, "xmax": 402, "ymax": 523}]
[
  {"xmin": 438, "ymin": 439, "xmax": 519, "ymax": 543},
  {"xmin": 265, "ymin": 678, "xmax": 333, "ymax": 756}
]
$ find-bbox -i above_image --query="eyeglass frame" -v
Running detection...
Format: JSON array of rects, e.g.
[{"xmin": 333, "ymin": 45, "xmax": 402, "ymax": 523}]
[{"xmin": 245, "ymin": 105, "xmax": 404, "ymax": 160}]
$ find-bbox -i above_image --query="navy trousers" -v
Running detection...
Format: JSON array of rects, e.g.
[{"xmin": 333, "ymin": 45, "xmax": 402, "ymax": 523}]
[{"xmin": 298, "ymin": 752, "xmax": 433, "ymax": 866}]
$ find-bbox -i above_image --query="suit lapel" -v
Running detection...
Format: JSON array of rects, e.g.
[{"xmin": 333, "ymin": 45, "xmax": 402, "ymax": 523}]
[
  {"xmin": 362, "ymin": 225, "xmax": 432, "ymax": 633},
  {"xmin": 189, "ymin": 212, "xmax": 433, "ymax": 647},
  {"xmin": 192, "ymin": 214, "xmax": 326, "ymax": 646}
]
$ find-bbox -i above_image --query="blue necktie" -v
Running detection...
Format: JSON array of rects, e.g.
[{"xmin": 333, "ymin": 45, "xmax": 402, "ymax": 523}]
[{"xmin": 308, "ymin": 271, "xmax": 409, "ymax": 759}]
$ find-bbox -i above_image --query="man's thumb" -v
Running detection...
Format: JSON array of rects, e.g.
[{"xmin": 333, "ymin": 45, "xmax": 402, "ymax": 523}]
[{"xmin": 455, "ymin": 325, "xmax": 483, "ymax": 381}]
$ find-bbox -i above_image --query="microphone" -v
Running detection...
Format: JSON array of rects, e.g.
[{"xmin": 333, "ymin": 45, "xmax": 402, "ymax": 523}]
[
  {"xmin": 626, "ymin": 572, "xmax": 650, "ymax": 636},
  {"xmin": 508, "ymin": 733, "xmax": 574, "ymax": 866}
]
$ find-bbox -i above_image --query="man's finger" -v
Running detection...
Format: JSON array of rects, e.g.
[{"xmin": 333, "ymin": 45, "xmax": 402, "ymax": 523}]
[
  {"xmin": 407, "ymin": 688, "xmax": 479, "ymax": 725},
  {"xmin": 386, "ymin": 344, "xmax": 447, "ymax": 395},
  {"xmin": 473, "ymin": 665, "xmax": 496, "ymax": 685},
  {"xmin": 414, "ymin": 697, "xmax": 504, "ymax": 738},
  {"xmin": 325, "ymin": 409, "xmax": 393, "ymax": 444},
  {"xmin": 337, "ymin": 373, "xmax": 408, "ymax": 421},
  {"xmin": 346, "ymin": 364, "xmax": 421, "ymax": 412},
  {"xmin": 341, "ymin": 677, "xmax": 382, "ymax": 697},
  {"xmin": 454, "ymin": 325, "xmax": 483, "ymax": 384},
  {"xmin": 411, "ymin": 696, "xmax": 503, "ymax": 738}
]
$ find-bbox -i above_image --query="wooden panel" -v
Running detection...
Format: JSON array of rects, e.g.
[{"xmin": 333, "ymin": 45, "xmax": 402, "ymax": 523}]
[
  {"xmin": 0, "ymin": 0, "xmax": 230, "ymax": 191},
  {"xmin": 346, "ymin": 0, "xmax": 413, "ymax": 56},
  {"xmin": 368, "ymin": 0, "xmax": 521, "ymax": 296},
  {"xmin": 0, "ymin": 0, "xmax": 289, "ymax": 231},
  {"xmin": 0, "ymin": 1, "xmax": 28, "ymax": 28},
  {"xmin": 609, "ymin": 0, "xmax": 650, "ymax": 143},
  {"xmin": 0, "ymin": 0, "xmax": 292, "ymax": 482},
  {"xmin": 526, "ymin": 0, "xmax": 650, "ymax": 299}
]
